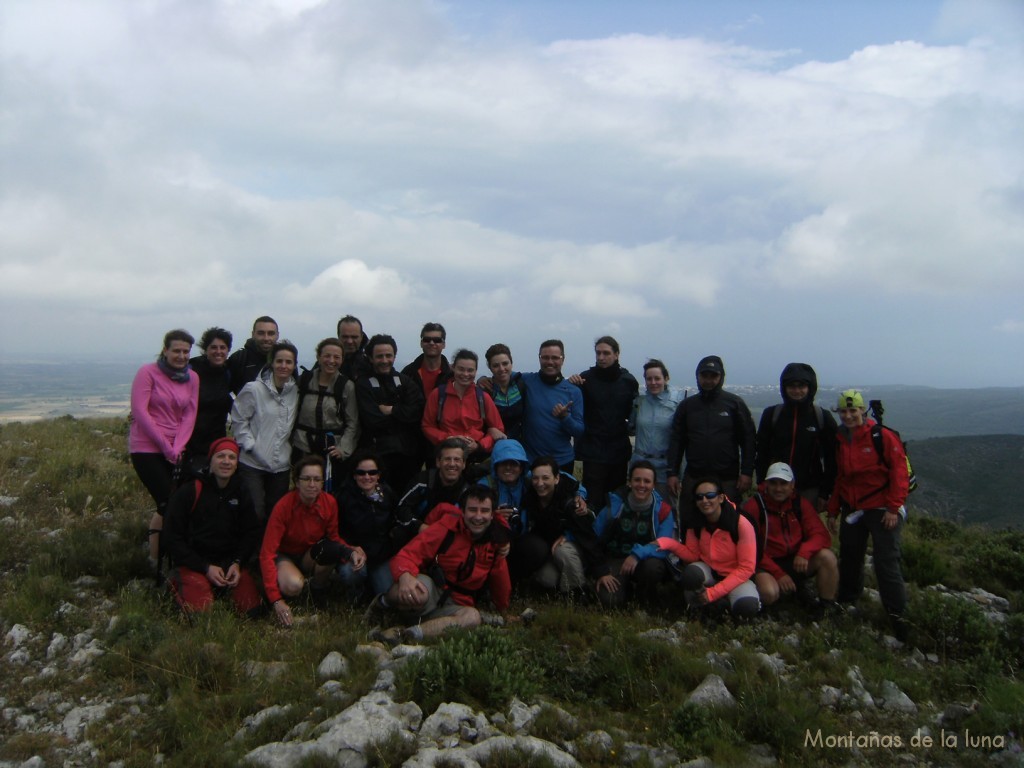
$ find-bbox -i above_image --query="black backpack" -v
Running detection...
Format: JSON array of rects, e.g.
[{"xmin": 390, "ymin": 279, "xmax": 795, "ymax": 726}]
[
  {"xmin": 294, "ymin": 367, "xmax": 351, "ymax": 453},
  {"xmin": 868, "ymin": 400, "xmax": 918, "ymax": 494}
]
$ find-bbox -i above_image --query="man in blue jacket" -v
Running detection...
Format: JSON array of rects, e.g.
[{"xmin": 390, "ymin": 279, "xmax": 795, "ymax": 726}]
[{"xmin": 520, "ymin": 340, "xmax": 584, "ymax": 473}]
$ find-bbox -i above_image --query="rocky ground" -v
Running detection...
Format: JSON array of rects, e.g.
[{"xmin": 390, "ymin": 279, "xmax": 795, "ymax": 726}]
[{"xmin": 2, "ymin": 576, "xmax": 1022, "ymax": 767}]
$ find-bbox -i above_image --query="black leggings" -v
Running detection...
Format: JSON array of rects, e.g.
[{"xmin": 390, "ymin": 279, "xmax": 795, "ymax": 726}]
[{"xmin": 131, "ymin": 453, "xmax": 175, "ymax": 516}]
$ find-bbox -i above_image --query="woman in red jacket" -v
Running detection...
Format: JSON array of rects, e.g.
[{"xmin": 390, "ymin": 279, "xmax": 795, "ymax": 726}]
[
  {"xmin": 260, "ymin": 455, "xmax": 366, "ymax": 627},
  {"xmin": 657, "ymin": 478, "xmax": 760, "ymax": 618},
  {"xmin": 826, "ymin": 390, "xmax": 909, "ymax": 638}
]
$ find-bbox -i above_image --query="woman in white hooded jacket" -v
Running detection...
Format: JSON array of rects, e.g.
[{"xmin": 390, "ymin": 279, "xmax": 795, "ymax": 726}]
[{"xmin": 231, "ymin": 340, "xmax": 299, "ymax": 521}]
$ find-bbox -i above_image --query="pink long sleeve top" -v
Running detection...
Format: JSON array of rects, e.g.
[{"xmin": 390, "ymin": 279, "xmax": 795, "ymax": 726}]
[{"xmin": 129, "ymin": 362, "xmax": 200, "ymax": 462}]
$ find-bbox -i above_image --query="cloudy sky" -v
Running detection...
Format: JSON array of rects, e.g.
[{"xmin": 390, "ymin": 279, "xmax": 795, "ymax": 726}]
[{"xmin": 2, "ymin": 0, "xmax": 1022, "ymax": 388}]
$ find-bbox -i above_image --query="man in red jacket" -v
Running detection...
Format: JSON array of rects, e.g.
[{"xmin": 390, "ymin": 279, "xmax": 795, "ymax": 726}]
[
  {"xmin": 743, "ymin": 463, "xmax": 838, "ymax": 613},
  {"xmin": 371, "ymin": 486, "xmax": 510, "ymax": 645}
]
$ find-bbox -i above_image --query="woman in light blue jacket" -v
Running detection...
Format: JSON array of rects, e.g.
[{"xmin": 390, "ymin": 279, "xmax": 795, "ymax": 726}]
[
  {"xmin": 629, "ymin": 359, "xmax": 680, "ymax": 497},
  {"xmin": 231, "ymin": 340, "xmax": 299, "ymax": 521}
]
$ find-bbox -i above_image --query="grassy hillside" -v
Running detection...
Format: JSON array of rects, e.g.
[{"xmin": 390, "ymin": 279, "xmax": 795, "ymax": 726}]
[
  {"xmin": 0, "ymin": 417, "xmax": 1022, "ymax": 767},
  {"xmin": 909, "ymin": 434, "xmax": 1024, "ymax": 529}
]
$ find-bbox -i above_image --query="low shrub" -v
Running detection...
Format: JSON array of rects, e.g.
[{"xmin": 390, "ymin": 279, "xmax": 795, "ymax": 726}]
[
  {"xmin": 363, "ymin": 728, "xmax": 417, "ymax": 768},
  {"xmin": 400, "ymin": 627, "xmax": 542, "ymax": 713},
  {"xmin": 960, "ymin": 530, "xmax": 1024, "ymax": 594},
  {"xmin": 670, "ymin": 702, "xmax": 739, "ymax": 760},
  {"xmin": 905, "ymin": 590, "xmax": 1000, "ymax": 669},
  {"xmin": 901, "ymin": 538, "xmax": 950, "ymax": 587}
]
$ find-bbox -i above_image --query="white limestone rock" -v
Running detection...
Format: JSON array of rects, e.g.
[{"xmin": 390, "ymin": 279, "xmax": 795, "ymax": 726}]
[{"xmin": 686, "ymin": 674, "xmax": 736, "ymax": 710}]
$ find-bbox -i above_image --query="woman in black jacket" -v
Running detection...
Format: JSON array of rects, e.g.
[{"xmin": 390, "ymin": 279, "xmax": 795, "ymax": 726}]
[
  {"xmin": 162, "ymin": 437, "xmax": 262, "ymax": 616},
  {"xmin": 334, "ymin": 451, "xmax": 400, "ymax": 602},
  {"xmin": 183, "ymin": 327, "xmax": 235, "ymax": 475},
  {"xmin": 513, "ymin": 456, "xmax": 609, "ymax": 593}
]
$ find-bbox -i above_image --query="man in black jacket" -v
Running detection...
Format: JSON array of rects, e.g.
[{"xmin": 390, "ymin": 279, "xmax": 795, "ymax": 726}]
[
  {"xmin": 336, "ymin": 314, "xmax": 372, "ymax": 381},
  {"xmin": 226, "ymin": 316, "xmax": 279, "ymax": 395},
  {"xmin": 666, "ymin": 356, "xmax": 756, "ymax": 513}
]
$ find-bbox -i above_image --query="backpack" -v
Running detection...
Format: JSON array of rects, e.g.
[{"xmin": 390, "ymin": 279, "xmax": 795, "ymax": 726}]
[
  {"xmin": 769, "ymin": 403, "xmax": 826, "ymax": 432},
  {"xmin": 688, "ymin": 497, "xmax": 768, "ymax": 568},
  {"xmin": 747, "ymin": 492, "xmax": 805, "ymax": 565},
  {"xmin": 737, "ymin": 495, "xmax": 772, "ymax": 567},
  {"xmin": 436, "ymin": 385, "xmax": 486, "ymax": 426},
  {"xmin": 868, "ymin": 401, "xmax": 918, "ymax": 494},
  {"xmin": 294, "ymin": 367, "xmax": 351, "ymax": 452}
]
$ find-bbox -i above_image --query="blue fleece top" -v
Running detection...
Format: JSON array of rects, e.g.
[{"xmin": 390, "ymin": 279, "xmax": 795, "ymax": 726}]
[{"xmin": 520, "ymin": 372, "xmax": 584, "ymax": 466}]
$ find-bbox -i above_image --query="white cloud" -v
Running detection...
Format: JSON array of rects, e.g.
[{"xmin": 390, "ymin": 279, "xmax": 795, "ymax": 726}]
[
  {"xmin": 289, "ymin": 259, "xmax": 418, "ymax": 308},
  {"xmin": 1, "ymin": 0, "xmax": 1022, "ymax": 385}
]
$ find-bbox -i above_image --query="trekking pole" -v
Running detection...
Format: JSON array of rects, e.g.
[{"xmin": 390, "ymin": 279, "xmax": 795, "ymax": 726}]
[{"xmin": 324, "ymin": 432, "xmax": 335, "ymax": 492}]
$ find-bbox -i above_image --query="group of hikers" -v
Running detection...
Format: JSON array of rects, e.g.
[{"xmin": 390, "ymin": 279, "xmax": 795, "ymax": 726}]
[{"xmin": 128, "ymin": 314, "xmax": 911, "ymax": 641}]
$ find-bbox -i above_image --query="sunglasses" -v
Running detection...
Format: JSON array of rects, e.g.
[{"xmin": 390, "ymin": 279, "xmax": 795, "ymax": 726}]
[
  {"xmin": 421, "ymin": 337, "xmax": 444, "ymax": 344},
  {"xmin": 354, "ymin": 468, "xmax": 380, "ymax": 477},
  {"xmin": 694, "ymin": 492, "xmax": 720, "ymax": 501}
]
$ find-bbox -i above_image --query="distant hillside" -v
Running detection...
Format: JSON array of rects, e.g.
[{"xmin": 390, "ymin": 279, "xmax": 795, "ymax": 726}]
[
  {"xmin": 908, "ymin": 434, "xmax": 1024, "ymax": 529},
  {"xmin": 734, "ymin": 385, "xmax": 1024, "ymax": 440}
]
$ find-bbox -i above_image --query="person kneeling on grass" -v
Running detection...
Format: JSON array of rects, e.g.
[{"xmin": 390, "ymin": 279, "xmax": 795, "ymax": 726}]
[
  {"xmin": 369, "ymin": 486, "xmax": 511, "ymax": 645},
  {"xmin": 260, "ymin": 455, "xmax": 366, "ymax": 627},
  {"xmin": 656, "ymin": 477, "xmax": 760, "ymax": 619},
  {"xmin": 163, "ymin": 437, "xmax": 262, "ymax": 617},
  {"xmin": 743, "ymin": 462, "xmax": 838, "ymax": 614}
]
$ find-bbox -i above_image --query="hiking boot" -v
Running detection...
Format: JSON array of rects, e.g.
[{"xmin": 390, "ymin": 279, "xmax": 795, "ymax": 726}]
[
  {"xmin": 368, "ymin": 626, "xmax": 404, "ymax": 647},
  {"xmin": 890, "ymin": 615, "xmax": 909, "ymax": 644}
]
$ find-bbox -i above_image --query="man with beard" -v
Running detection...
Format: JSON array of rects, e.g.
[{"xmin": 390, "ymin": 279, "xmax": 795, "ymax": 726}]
[
  {"xmin": 227, "ymin": 316, "xmax": 279, "ymax": 395},
  {"xmin": 336, "ymin": 315, "xmax": 371, "ymax": 380},
  {"xmin": 755, "ymin": 362, "xmax": 838, "ymax": 509},
  {"xmin": 666, "ymin": 356, "xmax": 756, "ymax": 511}
]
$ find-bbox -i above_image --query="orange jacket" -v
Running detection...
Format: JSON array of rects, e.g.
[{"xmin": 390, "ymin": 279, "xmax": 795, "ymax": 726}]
[{"xmin": 657, "ymin": 511, "xmax": 756, "ymax": 603}]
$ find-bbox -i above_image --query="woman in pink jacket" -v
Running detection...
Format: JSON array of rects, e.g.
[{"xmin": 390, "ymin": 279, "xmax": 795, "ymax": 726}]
[
  {"xmin": 130, "ymin": 329, "xmax": 200, "ymax": 564},
  {"xmin": 657, "ymin": 478, "xmax": 760, "ymax": 618}
]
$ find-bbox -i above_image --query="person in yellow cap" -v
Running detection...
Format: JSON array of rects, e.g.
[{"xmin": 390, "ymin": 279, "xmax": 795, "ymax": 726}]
[{"xmin": 827, "ymin": 390, "xmax": 910, "ymax": 640}]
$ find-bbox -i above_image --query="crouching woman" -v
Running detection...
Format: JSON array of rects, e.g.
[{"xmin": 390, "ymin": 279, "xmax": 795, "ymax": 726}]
[
  {"xmin": 260, "ymin": 455, "xmax": 366, "ymax": 627},
  {"xmin": 656, "ymin": 478, "xmax": 760, "ymax": 619},
  {"xmin": 162, "ymin": 437, "xmax": 262, "ymax": 617}
]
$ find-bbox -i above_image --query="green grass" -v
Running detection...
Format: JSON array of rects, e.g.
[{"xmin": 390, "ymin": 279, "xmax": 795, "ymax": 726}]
[{"xmin": 0, "ymin": 417, "xmax": 1022, "ymax": 768}]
